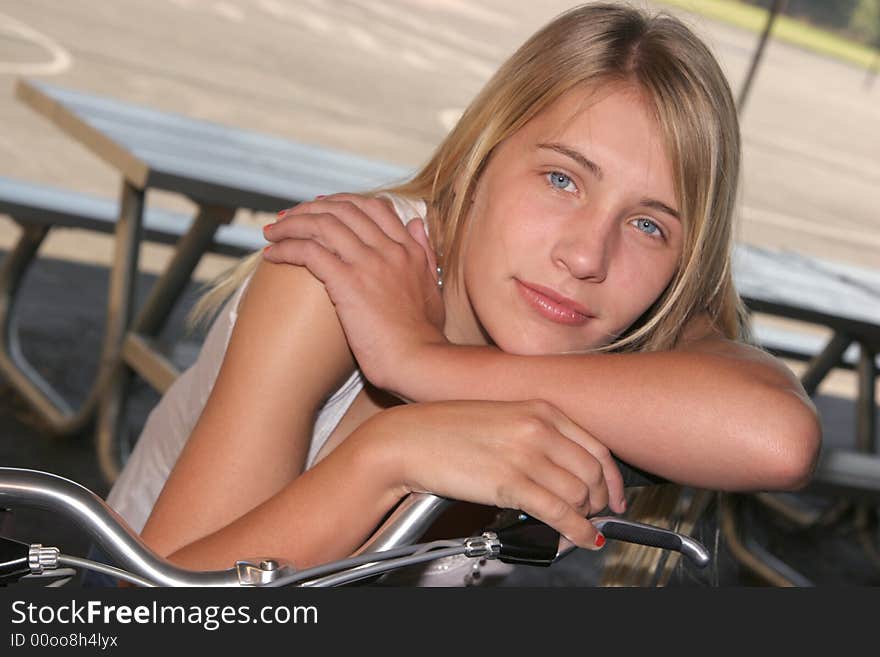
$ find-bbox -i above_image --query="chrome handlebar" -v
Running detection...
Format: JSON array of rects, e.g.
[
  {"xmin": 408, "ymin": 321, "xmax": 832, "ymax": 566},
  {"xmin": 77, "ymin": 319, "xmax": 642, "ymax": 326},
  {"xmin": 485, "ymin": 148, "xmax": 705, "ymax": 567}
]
[
  {"xmin": 0, "ymin": 467, "xmax": 710, "ymax": 586},
  {"xmin": 0, "ymin": 467, "xmax": 247, "ymax": 586}
]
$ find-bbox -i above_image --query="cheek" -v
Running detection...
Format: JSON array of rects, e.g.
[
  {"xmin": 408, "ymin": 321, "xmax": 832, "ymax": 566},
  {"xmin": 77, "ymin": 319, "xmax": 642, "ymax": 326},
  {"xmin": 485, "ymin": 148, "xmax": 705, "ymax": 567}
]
[
  {"xmin": 612, "ymin": 254, "xmax": 678, "ymax": 323},
  {"xmin": 465, "ymin": 197, "xmax": 537, "ymax": 275}
]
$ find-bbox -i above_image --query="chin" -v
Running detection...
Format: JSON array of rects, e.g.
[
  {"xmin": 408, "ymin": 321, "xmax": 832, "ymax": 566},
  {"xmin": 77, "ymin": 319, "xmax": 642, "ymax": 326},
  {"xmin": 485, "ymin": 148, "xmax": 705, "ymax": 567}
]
[{"xmin": 491, "ymin": 332, "xmax": 584, "ymax": 357}]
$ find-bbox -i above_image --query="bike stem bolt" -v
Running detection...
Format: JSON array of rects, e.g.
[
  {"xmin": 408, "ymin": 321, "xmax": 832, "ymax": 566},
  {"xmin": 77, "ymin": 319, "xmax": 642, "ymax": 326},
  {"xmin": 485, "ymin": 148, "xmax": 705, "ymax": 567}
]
[
  {"xmin": 464, "ymin": 532, "xmax": 502, "ymax": 559},
  {"xmin": 28, "ymin": 544, "xmax": 60, "ymax": 574}
]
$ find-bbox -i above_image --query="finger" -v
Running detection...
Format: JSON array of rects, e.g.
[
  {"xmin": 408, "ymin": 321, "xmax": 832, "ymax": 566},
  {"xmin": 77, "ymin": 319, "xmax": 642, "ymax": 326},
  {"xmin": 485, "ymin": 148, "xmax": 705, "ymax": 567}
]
[
  {"xmin": 261, "ymin": 239, "xmax": 349, "ymax": 287},
  {"xmin": 545, "ymin": 408, "xmax": 626, "ymax": 514},
  {"xmin": 283, "ymin": 194, "xmax": 410, "ymax": 248},
  {"xmin": 542, "ymin": 445, "xmax": 609, "ymax": 516},
  {"xmin": 406, "ymin": 218, "xmax": 439, "ymax": 282},
  {"xmin": 513, "ymin": 479, "xmax": 605, "ymax": 551},
  {"xmin": 264, "ymin": 213, "xmax": 371, "ymax": 265},
  {"xmin": 323, "ymin": 193, "xmax": 413, "ymax": 244},
  {"xmin": 277, "ymin": 198, "xmax": 406, "ymax": 258},
  {"xmin": 525, "ymin": 454, "xmax": 596, "ymax": 517},
  {"xmin": 269, "ymin": 200, "xmax": 389, "ymax": 250}
]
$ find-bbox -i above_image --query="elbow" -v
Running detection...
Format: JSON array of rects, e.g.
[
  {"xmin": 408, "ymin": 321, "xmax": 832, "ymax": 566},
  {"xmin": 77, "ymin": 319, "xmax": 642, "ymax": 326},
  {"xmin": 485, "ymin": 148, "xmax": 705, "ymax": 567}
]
[{"xmin": 760, "ymin": 391, "xmax": 822, "ymax": 491}]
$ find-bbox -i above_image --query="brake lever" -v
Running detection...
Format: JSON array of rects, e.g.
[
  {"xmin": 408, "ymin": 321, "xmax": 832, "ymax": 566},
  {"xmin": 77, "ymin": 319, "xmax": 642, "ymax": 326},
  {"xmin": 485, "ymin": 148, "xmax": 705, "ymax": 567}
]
[
  {"xmin": 486, "ymin": 511, "xmax": 711, "ymax": 569},
  {"xmin": 557, "ymin": 517, "xmax": 711, "ymax": 568}
]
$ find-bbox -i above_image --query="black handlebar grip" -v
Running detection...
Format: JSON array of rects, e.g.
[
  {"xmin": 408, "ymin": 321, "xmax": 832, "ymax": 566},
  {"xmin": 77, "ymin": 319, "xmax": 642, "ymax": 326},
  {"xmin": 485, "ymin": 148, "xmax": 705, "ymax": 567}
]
[{"xmin": 596, "ymin": 519, "xmax": 682, "ymax": 552}]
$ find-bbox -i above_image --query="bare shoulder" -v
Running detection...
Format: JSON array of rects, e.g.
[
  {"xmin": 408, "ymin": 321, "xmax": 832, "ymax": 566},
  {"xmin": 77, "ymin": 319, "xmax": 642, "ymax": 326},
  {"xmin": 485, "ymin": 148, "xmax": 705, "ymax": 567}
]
[{"xmin": 222, "ymin": 259, "xmax": 356, "ymax": 408}]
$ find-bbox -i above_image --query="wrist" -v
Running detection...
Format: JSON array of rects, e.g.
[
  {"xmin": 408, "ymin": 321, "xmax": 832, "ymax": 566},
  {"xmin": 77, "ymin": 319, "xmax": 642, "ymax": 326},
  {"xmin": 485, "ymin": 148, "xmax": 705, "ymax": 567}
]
[
  {"xmin": 348, "ymin": 409, "xmax": 413, "ymax": 503},
  {"xmin": 389, "ymin": 339, "xmax": 453, "ymax": 402}
]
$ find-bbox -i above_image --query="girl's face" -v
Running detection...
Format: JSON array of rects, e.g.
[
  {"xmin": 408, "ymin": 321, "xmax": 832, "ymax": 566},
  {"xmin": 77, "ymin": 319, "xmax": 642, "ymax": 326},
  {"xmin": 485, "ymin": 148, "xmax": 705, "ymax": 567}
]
[{"xmin": 450, "ymin": 84, "xmax": 683, "ymax": 355}]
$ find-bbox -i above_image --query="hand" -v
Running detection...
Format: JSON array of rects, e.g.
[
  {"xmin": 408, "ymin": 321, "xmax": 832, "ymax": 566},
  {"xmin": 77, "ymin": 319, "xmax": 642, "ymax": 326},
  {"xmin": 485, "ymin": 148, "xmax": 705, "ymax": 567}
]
[
  {"xmin": 262, "ymin": 194, "xmax": 445, "ymax": 393},
  {"xmin": 351, "ymin": 399, "xmax": 627, "ymax": 549}
]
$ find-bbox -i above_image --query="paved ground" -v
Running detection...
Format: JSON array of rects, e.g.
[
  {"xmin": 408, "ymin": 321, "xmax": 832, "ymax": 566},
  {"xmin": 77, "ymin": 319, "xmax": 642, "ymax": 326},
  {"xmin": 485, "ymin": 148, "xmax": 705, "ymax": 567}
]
[
  {"xmin": 0, "ymin": 0, "xmax": 877, "ymax": 272},
  {"xmin": 0, "ymin": 1, "xmax": 878, "ymax": 586}
]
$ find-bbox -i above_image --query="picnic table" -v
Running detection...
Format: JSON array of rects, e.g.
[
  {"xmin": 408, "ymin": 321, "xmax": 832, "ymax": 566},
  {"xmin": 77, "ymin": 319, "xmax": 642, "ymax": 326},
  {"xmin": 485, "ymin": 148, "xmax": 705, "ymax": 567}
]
[
  {"xmin": 734, "ymin": 245, "xmax": 880, "ymax": 458},
  {"xmin": 2, "ymin": 79, "xmax": 878, "ymax": 504},
  {"xmin": 728, "ymin": 245, "xmax": 880, "ymax": 584},
  {"xmin": 6, "ymin": 78, "xmax": 409, "ymax": 482}
]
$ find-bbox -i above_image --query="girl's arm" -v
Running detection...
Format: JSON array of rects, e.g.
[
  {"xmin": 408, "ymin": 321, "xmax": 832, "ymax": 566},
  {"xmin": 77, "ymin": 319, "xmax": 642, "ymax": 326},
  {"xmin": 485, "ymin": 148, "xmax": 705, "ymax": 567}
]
[
  {"xmin": 385, "ymin": 320, "xmax": 821, "ymax": 492},
  {"xmin": 164, "ymin": 399, "xmax": 616, "ymax": 571},
  {"xmin": 140, "ymin": 260, "xmax": 357, "ymax": 559},
  {"xmin": 263, "ymin": 196, "xmax": 821, "ymax": 492}
]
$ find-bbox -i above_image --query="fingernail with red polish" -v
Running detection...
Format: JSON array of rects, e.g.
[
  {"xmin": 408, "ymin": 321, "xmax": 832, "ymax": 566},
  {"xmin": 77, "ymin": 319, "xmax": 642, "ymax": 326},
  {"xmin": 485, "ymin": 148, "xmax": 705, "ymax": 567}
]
[
  {"xmin": 262, "ymin": 245, "xmax": 271, "ymax": 253},
  {"xmin": 595, "ymin": 534, "xmax": 605, "ymax": 549},
  {"xmin": 276, "ymin": 210, "xmax": 285, "ymax": 218}
]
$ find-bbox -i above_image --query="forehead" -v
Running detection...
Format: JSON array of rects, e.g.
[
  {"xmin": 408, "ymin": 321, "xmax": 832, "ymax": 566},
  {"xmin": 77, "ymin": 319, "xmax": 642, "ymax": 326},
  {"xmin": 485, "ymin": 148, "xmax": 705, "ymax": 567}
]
[
  {"xmin": 513, "ymin": 83, "xmax": 677, "ymax": 196},
  {"xmin": 528, "ymin": 83, "xmax": 665, "ymax": 152}
]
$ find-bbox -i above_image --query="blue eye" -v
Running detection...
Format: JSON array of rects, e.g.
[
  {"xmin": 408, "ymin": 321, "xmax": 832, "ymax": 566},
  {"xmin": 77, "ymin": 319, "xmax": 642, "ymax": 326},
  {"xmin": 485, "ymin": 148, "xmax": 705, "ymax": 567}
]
[
  {"xmin": 633, "ymin": 217, "xmax": 663, "ymax": 238},
  {"xmin": 547, "ymin": 171, "xmax": 576, "ymax": 192}
]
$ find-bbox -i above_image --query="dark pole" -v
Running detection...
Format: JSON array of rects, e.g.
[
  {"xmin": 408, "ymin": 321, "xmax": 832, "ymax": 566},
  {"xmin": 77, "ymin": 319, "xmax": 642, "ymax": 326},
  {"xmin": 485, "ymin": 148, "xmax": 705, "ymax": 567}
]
[
  {"xmin": 865, "ymin": 38, "xmax": 880, "ymax": 90},
  {"xmin": 737, "ymin": 0, "xmax": 789, "ymax": 113}
]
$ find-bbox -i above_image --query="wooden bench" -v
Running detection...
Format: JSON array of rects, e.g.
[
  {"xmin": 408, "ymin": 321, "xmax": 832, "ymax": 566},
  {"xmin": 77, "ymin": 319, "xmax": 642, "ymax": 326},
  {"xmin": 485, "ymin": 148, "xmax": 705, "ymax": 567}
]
[
  {"xmin": 0, "ymin": 175, "xmax": 265, "ymax": 257},
  {"xmin": 0, "ymin": 175, "xmax": 267, "ymax": 441},
  {"xmin": 751, "ymin": 321, "xmax": 879, "ymax": 372}
]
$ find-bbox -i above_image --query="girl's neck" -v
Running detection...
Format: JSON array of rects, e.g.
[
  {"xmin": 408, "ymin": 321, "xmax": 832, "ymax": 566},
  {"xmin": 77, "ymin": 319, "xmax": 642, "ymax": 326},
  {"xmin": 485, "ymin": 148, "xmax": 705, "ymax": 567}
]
[{"xmin": 441, "ymin": 278, "xmax": 491, "ymax": 347}]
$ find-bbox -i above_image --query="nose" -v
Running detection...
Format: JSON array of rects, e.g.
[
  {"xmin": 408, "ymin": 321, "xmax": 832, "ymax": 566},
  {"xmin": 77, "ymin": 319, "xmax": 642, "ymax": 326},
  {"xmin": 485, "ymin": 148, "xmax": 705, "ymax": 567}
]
[{"xmin": 550, "ymin": 216, "xmax": 614, "ymax": 282}]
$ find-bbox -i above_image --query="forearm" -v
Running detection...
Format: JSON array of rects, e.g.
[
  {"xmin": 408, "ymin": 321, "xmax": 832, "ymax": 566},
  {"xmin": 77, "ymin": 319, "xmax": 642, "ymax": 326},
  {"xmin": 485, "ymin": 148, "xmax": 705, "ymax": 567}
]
[
  {"xmin": 401, "ymin": 343, "xmax": 820, "ymax": 491},
  {"xmin": 164, "ymin": 434, "xmax": 404, "ymax": 571}
]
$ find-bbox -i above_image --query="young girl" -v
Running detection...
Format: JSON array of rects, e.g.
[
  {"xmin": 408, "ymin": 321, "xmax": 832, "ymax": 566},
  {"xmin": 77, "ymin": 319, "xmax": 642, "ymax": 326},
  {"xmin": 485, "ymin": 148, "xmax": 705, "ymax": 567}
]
[{"xmin": 106, "ymin": 2, "xmax": 820, "ymax": 585}]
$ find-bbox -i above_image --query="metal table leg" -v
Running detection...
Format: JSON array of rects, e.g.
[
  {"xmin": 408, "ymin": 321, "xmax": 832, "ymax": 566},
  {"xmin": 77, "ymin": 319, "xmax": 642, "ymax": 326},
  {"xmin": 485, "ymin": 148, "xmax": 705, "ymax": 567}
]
[
  {"xmin": 854, "ymin": 343, "xmax": 880, "ymax": 570},
  {"xmin": 800, "ymin": 331, "xmax": 851, "ymax": 396},
  {"xmin": 95, "ymin": 202, "xmax": 234, "ymax": 483},
  {"xmin": 93, "ymin": 182, "xmax": 145, "ymax": 482},
  {"xmin": 856, "ymin": 343, "xmax": 877, "ymax": 453},
  {"xmin": 0, "ymin": 224, "xmax": 100, "ymax": 434}
]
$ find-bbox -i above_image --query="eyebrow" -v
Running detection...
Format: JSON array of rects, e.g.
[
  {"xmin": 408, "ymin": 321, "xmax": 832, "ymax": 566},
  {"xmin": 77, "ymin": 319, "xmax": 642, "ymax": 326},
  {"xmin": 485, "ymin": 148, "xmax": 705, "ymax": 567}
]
[
  {"xmin": 537, "ymin": 141, "xmax": 681, "ymax": 221},
  {"xmin": 640, "ymin": 199, "xmax": 681, "ymax": 222},
  {"xmin": 538, "ymin": 142, "xmax": 603, "ymax": 180}
]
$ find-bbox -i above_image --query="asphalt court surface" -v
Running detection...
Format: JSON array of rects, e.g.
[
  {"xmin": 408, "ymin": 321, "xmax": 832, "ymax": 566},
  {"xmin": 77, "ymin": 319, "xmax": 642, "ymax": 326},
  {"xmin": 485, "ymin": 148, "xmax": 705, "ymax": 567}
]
[
  {"xmin": 0, "ymin": 0, "xmax": 877, "ymax": 270},
  {"xmin": 0, "ymin": 1, "xmax": 878, "ymax": 585}
]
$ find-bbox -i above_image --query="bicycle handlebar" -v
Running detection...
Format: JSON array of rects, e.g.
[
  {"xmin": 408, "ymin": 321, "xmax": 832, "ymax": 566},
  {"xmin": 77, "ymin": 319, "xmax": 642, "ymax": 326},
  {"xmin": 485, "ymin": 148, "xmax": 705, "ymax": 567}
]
[
  {"xmin": 0, "ymin": 466, "xmax": 708, "ymax": 587},
  {"xmin": 0, "ymin": 467, "xmax": 246, "ymax": 586}
]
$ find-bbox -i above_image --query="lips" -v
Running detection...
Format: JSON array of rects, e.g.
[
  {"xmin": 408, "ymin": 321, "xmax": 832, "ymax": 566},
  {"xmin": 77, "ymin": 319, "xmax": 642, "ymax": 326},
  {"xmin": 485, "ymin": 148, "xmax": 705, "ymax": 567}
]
[{"xmin": 515, "ymin": 279, "xmax": 595, "ymax": 326}]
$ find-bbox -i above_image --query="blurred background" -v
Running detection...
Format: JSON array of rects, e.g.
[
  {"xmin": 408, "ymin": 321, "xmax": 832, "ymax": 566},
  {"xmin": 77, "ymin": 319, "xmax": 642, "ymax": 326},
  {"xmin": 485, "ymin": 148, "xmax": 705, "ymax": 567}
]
[{"xmin": 0, "ymin": 0, "xmax": 878, "ymax": 585}]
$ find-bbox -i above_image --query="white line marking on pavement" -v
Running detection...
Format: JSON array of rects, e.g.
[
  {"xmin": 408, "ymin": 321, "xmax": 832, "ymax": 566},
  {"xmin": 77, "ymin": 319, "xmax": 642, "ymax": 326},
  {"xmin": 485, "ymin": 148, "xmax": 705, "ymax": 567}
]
[{"xmin": 0, "ymin": 11, "xmax": 72, "ymax": 75}]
